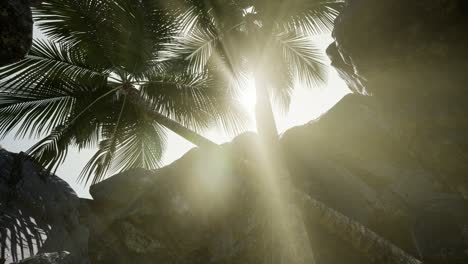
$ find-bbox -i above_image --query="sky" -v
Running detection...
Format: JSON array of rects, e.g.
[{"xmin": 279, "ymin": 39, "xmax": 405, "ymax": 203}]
[{"xmin": 0, "ymin": 27, "xmax": 349, "ymax": 198}]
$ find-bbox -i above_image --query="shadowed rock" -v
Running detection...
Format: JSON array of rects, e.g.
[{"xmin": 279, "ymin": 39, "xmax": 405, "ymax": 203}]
[
  {"xmin": 85, "ymin": 0, "xmax": 468, "ymax": 263},
  {"xmin": 2, "ymin": 0, "xmax": 468, "ymax": 263},
  {"xmin": 0, "ymin": 150, "xmax": 88, "ymax": 264},
  {"xmin": 14, "ymin": 252, "xmax": 71, "ymax": 264},
  {"xmin": 0, "ymin": 0, "xmax": 43, "ymax": 66}
]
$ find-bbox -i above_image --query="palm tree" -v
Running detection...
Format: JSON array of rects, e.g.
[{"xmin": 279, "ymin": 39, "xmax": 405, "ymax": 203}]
[
  {"xmin": 166, "ymin": 0, "xmax": 342, "ymax": 143},
  {"xmin": 164, "ymin": 2, "xmax": 424, "ymax": 263},
  {"xmin": 163, "ymin": 1, "xmax": 343, "ymax": 262},
  {"xmin": 0, "ymin": 1, "xmax": 423, "ymax": 263},
  {"xmin": 0, "ymin": 0, "xmax": 246, "ymax": 184}
]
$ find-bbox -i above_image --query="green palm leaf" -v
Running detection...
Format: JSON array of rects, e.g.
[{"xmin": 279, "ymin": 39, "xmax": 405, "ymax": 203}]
[
  {"xmin": 34, "ymin": 0, "xmax": 112, "ymax": 45},
  {"xmin": 141, "ymin": 69, "xmax": 248, "ymax": 135},
  {"xmin": 276, "ymin": 33, "xmax": 329, "ymax": 89},
  {"xmin": 25, "ymin": 90, "xmax": 111, "ymax": 172},
  {"xmin": 279, "ymin": 0, "xmax": 343, "ymax": 35},
  {"xmin": 0, "ymin": 39, "xmax": 107, "ymax": 93},
  {"xmin": 79, "ymin": 111, "xmax": 167, "ymax": 184},
  {"xmin": 0, "ymin": 0, "xmax": 264, "ymax": 186}
]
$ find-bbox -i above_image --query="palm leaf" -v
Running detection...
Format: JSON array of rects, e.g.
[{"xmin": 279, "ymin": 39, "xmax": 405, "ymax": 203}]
[
  {"xmin": 79, "ymin": 108, "xmax": 167, "ymax": 184},
  {"xmin": 35, "ymin": 0, "xmax": 175, "ymax": 74},
  {"xmin": 141, "ymin": 69, "xmax": 248, "ymax": 136},
  {"xmin": 0, "ymin": 208, "xmax": 48, "ymax": 263},
  {"xmin": 34, "ymin": 0, "xmax": 110, "ymax": 43},
  {"xmin": 281, "ymin": 0, "xmax": 343, "ymax": 35},
  {"xmin": 106, "ymin": 0, "xmax": 176, "ymax": 76},
  {"xmin": 276, "ymin": 33, "xmax": 328, "ymax": 89},
  {"xmin": 0, "ymin": 94, "xmax": 74, "ymax": 139},
  {"xmin": 0, "ymin": 39, "xmax": 108, "ymax": 140},
  {"xmin": 168, "ymin": 25, "xmax": 220, "ymax": 74},
  {"xmin": 25, "ymin": 86, "xmax": 122, "ymax": 172},
  {"xmin": 0, "ymin": 39, "xmax": 107, "ymax": 94},
  {"xmin": 266, "ymin": 55, "xmax": 295, "ymax": 113}
]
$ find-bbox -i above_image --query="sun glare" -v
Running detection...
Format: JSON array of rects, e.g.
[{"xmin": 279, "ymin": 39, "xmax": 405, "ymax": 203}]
[{"xmin": 239, "ymin": 77, "xmax": 257, "ymax": 116}]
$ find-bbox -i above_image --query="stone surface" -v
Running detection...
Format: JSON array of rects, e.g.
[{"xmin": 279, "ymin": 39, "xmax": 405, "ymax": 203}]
[
  {"xmin": 328, "ymin": 0, "xmax": 468, "ymax": 199},
  {"xmin": 85, "ymin": 0, "xmax": 468, "ymax": 263},
  {"xmin": 14, "ymin": 252, "xmax": 72, "ymax": 264},
  {"xmin": 0, "ymin": 0, "xmax": 35, "ymax": 66},
  {"xmin": 2, "ymin": 0, "xmax": 468, "ymax": 263},
  {"xmin": 0, "ymin": 150, "xmax": 89, "ymax": 264},
  {"xmin": 85, "ymin": 103, "xmax": 468, "ymax": 263}
]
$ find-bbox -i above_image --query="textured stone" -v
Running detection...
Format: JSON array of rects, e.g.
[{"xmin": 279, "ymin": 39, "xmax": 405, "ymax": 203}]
[
  {"xmin": 85, "ymin": 115, "xmax": 468, "ymax": 263},
  {"xmin": 0, "ymin": 0, "xmax": 34, "ymax": 66},
  {"xmin": 328, "ymin": 0, "xmax": 468, "ymax": 198},
  {"xmin": 0, "ymin": 150, "xmax": 89, "ymax": 264},
  {"xmin": 14, "ymin": 252, "xmax": 71, "ymax": 264},
  {"xmin": 2, "ymin": 0, "xmax": 468, "ymax": 263},
  {"xmin": 85, "ymin": 1, "xmax": 468, "ymax": 263}
]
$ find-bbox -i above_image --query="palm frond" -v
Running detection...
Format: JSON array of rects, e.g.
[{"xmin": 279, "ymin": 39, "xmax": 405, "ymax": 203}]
[
  {"xmin": 76, "ymin": 96, "xmax": 126, "ymax": 184},
  {"xmin": 141, "ymin": 72, "xmax": 216, "ymax": 132},
  {"xmin": 79, "ymin": 113, "xmax": 167, "ymax": 185},
  {"xmin": 178, "ymin": 0, "xmax": 244, "ymax": 30},
  {"xmin": 252, "ymin": 0, "xmax": 342, "ymax": 35},
  {"xmin": 35, "ymin": 0, "xmax": 176, "ymax": 74},
  {"xmin": 276, "ymin": 33, "xmax": 329, "ymax": 89},
  {"xmin": 141, "ymin": 69, "xmax": 248, "ymax": 135},
  {"xmin": 25, "ymin": 86, "xmax": 121, "ymax": 172},
  {"xmin": 0, "ymin": 207, "xmax": 48, "ymax": 263},
  {"xmin": 33, "ymin": 0, "xmax": 113, "ymax": 49},
  {"xmin": 26, "ymin": 125, "xmax": 74, "ymax": 172},
  {"xmin": 0, "ymin": 38, "xmax": 111, "ymax": 141},
  {"xmin": 107, "ymin": 0, "xmax": 176, "ymax": 76},
  {"xmin": 210, "ymin": 92, "xmax": 249, "ymax": 136},
  {"xmin": 0, "ymin": 94, "xmax": 74, "ymax": 139},
  {"xmin": 167, "ymin": 25, "xmax": 219, "ymax": 74},
  {"xmin": 282, "ymin": 0, "xmax": 343, "ymax": 35},
  {"xmin": 0, "ymin": 39, "xmax": 107, "ymax": 94},
  {"xmin": 174, "ymin": 5, "xmax": 211, "ymax": 35},
  {"xmin": 266, "ymin": 56, "xmax": 295, "ymax": 114}
]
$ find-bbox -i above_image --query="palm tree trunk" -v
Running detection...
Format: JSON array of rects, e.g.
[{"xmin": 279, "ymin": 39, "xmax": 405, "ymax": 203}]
[
  {"xmin": 123, "ymin": 85, "xmax": 217, "ymax": 148},
  {"xmin": 149, "ymin": 111, "xmax": 217, "ymax": 148},
  {"xmin": 253, "ymin": 74, "xmax": 318, "ymax": 264},
  {"xmin": 296, "ymin": 190, "xmax": 423, "ymax": 264},
  {"xmin": 254, "ymin": 74, "xmax": 280, "ymax": 146}
]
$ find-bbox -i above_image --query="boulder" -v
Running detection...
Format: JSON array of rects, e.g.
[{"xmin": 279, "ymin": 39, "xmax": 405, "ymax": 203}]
[
  {"xmin": 85, "ymin": 0, "xmax": 468, "ymax": 263},
  {"xmin": 0, "ymin": 150, "xmax": 88, "ymax": 264},
  {"xmin": 3, "ymin": 0, "xmax": 468, "ymax": 263},
  {"xmin": 14, "ymin": 252, "xmax": 72, "ymax": 264},
  {"xmin": 328, "ymin": 1, "xmax": 468, "ymax": 201},
  {"xmin": 0, "ymin": 0, "xmax": 35, "ymax": 66}
]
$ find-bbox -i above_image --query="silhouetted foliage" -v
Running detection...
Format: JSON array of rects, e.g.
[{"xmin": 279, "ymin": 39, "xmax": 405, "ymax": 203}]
[{"xmin": 0, "ymin": 0, "xmax": 248, "ymax": 184}]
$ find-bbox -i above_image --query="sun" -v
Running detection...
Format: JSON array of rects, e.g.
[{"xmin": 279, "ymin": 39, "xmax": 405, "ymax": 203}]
[{"xmin": 239, "ymin": 77, "xmax": 257, "ymax": 116}]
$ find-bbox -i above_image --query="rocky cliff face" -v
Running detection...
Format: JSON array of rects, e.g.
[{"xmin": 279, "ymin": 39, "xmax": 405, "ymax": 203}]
[
  {"xmin": 0, "ymin": 0, "xmax": 42, "ymax": 66},
  {"xmin": 83, "ymin": 1, "xmax": 468, "ymax": 263},
  {"xmin": 0, "ymin": 149, "xmax": 88, "ymax": 264},
  {"xmin": 328, "ymin": 0, "xmax": 468, "ymax": 197},
  {"xmin": 2, "ymin": 0, "xmax": 468, "ymax": 263},
  {"xmin": 84, "ymin": 96, "xmax": 468, "ymax": 263}
]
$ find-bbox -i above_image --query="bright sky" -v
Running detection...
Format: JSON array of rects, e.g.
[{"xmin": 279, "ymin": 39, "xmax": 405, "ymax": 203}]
[{"xmin": 0, "ymin": 27, "xmax": 349, "ymax": 198}]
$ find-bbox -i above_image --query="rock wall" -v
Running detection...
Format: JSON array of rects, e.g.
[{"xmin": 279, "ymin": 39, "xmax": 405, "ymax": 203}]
[
  {"xmin": 84, "ymin": 1, "xmax": 468, "ymax": 263},
  {"xmin": 0, "ymin": 0, "xmax": 42, "ymax": 66},
  {"xmin": 2, "ymin": 0, "xmax": 468, "ymax": 263},
  {"xmin": 328, "ymin": 0, "xmax": 468, "ymax": 197},
  {"xmin": 0, "ymin": 150, "xmax": 88, "ymax": 264}
]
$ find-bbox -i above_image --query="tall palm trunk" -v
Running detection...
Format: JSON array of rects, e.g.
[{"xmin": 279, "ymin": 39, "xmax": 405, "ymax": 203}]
[
  {"xmin": 250, "ymin": 25, "xmax": 315, "ymax": 263},
  {"xmin": 297, "ymin": 190, "xmax": 422, "ymax": 264},
  {"xmin": 149, "ymin": 111, "xmax": 216, "ymax": 148},
  {"xmin": 254, "ymin": 62, "xmax": 318, "ymax": 264},
  {"xmin": 123, "ymin": 85, "xmax": 217, "ymax": 148},
  {"xmin": 254, "ymin": 73, "xmax": 281, "ymax": 147}
]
